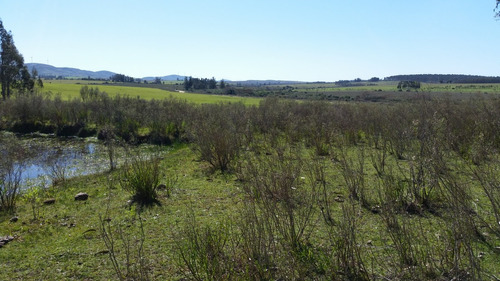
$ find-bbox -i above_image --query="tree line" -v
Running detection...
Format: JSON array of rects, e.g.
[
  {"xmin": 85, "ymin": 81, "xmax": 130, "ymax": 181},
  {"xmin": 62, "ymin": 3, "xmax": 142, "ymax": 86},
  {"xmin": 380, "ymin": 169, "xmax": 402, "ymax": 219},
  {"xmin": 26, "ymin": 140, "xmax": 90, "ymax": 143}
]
[
  {"xmin": 385, "ymin": 74, "xmax": 500, "ymax": 84},
  {"xmin": 183, "ymin": 76, "xmax": 226, "ymax": 90}
]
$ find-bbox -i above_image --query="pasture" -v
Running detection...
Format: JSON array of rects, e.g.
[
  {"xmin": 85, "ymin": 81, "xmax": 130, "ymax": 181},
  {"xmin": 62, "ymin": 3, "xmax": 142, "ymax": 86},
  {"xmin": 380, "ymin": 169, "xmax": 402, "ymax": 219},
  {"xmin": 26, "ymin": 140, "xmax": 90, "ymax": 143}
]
[{"xmin": 42, "ymin": 80, "xmax": 261, "ymax": 105}]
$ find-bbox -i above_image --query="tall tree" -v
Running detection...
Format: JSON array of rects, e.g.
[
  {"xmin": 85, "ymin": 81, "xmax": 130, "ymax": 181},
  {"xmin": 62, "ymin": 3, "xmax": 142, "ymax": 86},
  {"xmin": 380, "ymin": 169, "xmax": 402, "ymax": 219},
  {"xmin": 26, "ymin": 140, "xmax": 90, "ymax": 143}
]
[{"xmin": 0, "ymin": 19, "xmax": 32, "ymax": 100}]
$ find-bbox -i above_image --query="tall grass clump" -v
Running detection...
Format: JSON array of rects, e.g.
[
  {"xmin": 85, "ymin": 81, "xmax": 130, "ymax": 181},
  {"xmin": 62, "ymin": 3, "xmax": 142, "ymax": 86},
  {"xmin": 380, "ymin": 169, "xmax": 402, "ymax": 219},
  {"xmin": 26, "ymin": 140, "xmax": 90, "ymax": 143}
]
[{"xmin": 120, "ymin": 153, "xmax": 161, "ymax": 207}]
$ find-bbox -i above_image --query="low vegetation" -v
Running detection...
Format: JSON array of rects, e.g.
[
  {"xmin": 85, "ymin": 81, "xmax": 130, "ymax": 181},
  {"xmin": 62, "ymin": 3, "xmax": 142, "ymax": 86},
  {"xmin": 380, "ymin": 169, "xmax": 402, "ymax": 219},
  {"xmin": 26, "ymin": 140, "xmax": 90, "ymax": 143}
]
[{"xmin": 1, "ymin": 84, "xmax": 500, "ymax": 280}]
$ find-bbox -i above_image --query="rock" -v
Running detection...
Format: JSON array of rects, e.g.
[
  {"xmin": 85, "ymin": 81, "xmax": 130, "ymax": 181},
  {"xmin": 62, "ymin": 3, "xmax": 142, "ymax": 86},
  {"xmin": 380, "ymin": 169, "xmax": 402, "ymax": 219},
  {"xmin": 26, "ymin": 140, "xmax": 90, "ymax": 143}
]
[
  {"xmin": 74, "ymin": 192, "xmax": 89, "ymax": 201},
  {"xmin": 371, "ymin": 205, "xmax": 381, "ymax": 214},
  {"xmin": 0, "ymin": 236, "xmax": 14, "ymax": 244},
  {"xmin": 9, "ymin": 216, "xmax": 18, "ymax": 223},
  {"xmin": 366, "ymin": 240, "xmax": 373, "ymax": 246},
  {"xmin": 44, "ymin": 198, "xmax": 56, "ymax": 205}
]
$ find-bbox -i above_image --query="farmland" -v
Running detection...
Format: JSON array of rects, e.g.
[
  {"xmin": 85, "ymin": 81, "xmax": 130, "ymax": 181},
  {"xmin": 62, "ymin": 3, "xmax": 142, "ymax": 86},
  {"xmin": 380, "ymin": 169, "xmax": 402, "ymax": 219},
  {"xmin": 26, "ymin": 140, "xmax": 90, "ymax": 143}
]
[{"xmin": 42, "ymin": 80, "xmax": 261, "ymax": 105}]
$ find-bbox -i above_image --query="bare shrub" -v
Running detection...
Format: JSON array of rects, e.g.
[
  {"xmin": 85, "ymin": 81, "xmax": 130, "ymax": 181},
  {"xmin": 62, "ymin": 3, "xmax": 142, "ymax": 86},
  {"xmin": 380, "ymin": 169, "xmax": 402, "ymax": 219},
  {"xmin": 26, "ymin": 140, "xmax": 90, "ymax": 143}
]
[
  {"xmin": 100, "ymin": 213, "xmax": 151, "ymax": 281},
  {"xmin": 0, "ymin": 135, "xmax": 25, "ymax": 213},
  {"xmin": 336, "ymin": 143, "xmax": 370, "ymax": 208},
  {"xmin": 439, "ymin": 174, "xmax": 482, "ymax": 280},
  {"xmin": 177, "ymin": 214, "xmax": 237, "ymax": 281},
  {"xmin": 240, "ymin": 144, "xmax": 319, "ymax": 251},
  {"xmin": 188, "ymin": 103, "xmax": 247, "ymax": 173},
  {"xmin": 333, "ymin": 200, "xmax": 370, "ymax": 281},
  {"xmin": 0, "ymin": 160, "xmax": 23, "ymax": 213},
  {"xmin": 44, "ymin": 150, "xmax": 68, "ymax": 186},
  {"xmin": 471, "ymin": 160, "xmax": 500, "ymax": 237}
]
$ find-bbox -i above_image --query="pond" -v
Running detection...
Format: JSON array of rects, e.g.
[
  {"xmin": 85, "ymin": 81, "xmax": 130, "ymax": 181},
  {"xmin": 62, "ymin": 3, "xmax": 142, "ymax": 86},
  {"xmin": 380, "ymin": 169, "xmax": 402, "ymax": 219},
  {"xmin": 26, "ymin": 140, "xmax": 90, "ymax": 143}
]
[{"xmin": 0, "ymin": 133, "xmax": 113, "ymax": 188}]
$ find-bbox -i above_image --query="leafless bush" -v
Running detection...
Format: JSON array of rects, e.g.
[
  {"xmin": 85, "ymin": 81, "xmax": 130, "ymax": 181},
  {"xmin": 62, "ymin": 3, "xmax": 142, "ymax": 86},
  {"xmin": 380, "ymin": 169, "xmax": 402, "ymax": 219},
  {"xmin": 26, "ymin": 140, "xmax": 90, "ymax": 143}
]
[
  {"xmin": 333, "ymin": 200, "xmax": 370, "ymax": 281},
  {"xmin": 100, "ymin": 214, "xmax": 150, "ymax": 281},
  {"xmin": 177, "ymin": 214, "xmax": 237, "ymax": 281},
  {"xmin": 439, "ymin": 174, "xmax": 482, "ymax": 280},
  {"xmin": 336, "ymin": 143, "xmax": 370, "ymax": 208},
  {"xmin": 471, "ymin": 160, "xmax": 500, "ymax": 237},
  {"xmin": 188, "ymin": 103, "xmax": 247, "ymax": 173},
  {"xmin": 0, "ymin": 135, "xmax": 25, "ymax": 213},
  {"xmin": 44, "ymin": 151, "xmax": 68, "ymax": 186},
  {"xmin": 237, "ymin": 144, "xmax": 323, "ymax": 279},
  {"xmin": 0, "ymin": 160, "xmax": 23, "ymax": 213}
]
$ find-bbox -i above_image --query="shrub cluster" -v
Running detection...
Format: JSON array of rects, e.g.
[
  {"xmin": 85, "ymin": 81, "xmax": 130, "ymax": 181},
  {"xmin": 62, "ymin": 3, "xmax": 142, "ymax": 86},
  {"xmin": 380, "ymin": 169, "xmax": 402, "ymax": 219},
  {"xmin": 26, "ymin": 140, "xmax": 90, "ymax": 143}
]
[{"xmin": 1, "ymin": 89, "xmax": 500, "ymax": 279}]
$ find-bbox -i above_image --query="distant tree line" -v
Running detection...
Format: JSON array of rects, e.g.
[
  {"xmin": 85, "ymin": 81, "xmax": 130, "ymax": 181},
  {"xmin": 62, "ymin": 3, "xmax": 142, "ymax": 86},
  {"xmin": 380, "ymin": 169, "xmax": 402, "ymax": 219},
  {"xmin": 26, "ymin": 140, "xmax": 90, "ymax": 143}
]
[
  {"xmin": 385, "ymin": 74, "xmax": 500, "ymax": 84},
  {"xmin": 110, "ymin": 73, "xmax": 135, "ymax": 83},
  {"xmin": 335, "ymin": 77, "xmax": 380, "ymax": 86},
  {"xmin": 183, "ymin": 76, "xmax": 224, "ymax": 90}
]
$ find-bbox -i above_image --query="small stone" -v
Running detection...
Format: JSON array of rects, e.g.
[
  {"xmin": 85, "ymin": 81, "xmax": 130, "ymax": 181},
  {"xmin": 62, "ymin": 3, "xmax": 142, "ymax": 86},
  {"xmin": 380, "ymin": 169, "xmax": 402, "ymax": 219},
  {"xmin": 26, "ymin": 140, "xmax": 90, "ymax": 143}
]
[
  {"xmin": 10, "ymin": 216, "xmax": 18, "ymax": 223},
  {"xmin": 74, "ymin": 192, "xmax": 89, "ymax": 201},
  {"xmin": 44, "ymin": 198, "xmax": 56, "ymax": 205},
  {"xmin": 366, "ymin": 240, "xmax": 373, "ymax": 246},
  {"xmin": 0, "ymin": 236, "xmax": 13, "ymax": 244}
]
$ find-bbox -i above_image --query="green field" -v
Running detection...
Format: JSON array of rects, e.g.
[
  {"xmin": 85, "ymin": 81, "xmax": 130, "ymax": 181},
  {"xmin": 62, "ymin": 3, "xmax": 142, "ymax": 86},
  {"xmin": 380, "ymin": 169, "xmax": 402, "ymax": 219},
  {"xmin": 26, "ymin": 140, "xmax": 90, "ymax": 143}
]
[{"xmin": 42, "ymin": 80, "xmax": 261, "ymax": 105}]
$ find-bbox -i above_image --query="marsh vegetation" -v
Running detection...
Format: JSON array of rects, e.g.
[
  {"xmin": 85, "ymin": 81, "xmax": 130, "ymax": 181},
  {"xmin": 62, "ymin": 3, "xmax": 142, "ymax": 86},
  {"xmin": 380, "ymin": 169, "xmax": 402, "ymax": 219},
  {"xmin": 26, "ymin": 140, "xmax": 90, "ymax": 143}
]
[{"xmin": 1, "ymin": 86, "xmax": 500, "ymax": 280}]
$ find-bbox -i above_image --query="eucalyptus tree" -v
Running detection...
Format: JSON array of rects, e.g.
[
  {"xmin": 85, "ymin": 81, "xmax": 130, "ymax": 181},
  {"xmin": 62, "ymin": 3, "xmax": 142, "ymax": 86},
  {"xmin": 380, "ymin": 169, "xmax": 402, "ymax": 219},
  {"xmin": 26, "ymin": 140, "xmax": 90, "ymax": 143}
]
[{"xmin": 0, "ymin": 19, "xmax": 33, "ymax": 100}]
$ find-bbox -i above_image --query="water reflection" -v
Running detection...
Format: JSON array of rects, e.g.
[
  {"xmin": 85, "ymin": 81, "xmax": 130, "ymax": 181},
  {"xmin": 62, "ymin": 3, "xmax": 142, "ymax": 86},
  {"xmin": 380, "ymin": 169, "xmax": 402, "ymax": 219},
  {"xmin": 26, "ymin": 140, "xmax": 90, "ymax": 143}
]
[{"xmin": 9, "ymin": 136, "xmax": 110, "ymax": 187}]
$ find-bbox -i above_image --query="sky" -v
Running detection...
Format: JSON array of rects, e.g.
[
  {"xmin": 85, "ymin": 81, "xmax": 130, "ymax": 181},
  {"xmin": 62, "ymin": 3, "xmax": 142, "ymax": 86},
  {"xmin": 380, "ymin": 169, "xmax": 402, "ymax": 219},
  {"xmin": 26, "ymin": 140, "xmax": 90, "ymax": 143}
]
[{"xmin": 1, "ymin": 0, "xmax": 499, "ymax": 81}]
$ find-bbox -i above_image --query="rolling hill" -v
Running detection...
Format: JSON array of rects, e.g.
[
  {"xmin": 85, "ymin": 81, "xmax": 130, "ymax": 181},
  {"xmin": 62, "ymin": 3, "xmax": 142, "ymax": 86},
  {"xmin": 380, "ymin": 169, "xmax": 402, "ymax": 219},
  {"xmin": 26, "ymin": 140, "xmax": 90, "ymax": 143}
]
[{"xmin": 26, "ymin": 63, "xmax": 116, "ymax": 79}]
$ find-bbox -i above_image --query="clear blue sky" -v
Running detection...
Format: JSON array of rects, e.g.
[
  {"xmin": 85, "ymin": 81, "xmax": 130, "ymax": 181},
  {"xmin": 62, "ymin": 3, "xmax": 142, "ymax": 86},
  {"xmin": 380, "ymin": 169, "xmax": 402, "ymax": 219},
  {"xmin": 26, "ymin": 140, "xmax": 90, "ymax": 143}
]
[{"xmin": 1, "ymin": 0, "xmax": 499, "ymax": 81}]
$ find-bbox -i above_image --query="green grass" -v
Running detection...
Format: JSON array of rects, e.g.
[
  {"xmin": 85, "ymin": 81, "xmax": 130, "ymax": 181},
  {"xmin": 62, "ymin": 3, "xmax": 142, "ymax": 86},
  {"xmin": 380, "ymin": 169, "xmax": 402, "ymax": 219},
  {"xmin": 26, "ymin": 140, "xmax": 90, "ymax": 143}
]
[
  {"xmin": 1, "ymin": 142, "xmax": 499, "ymax": 280},
  {"xmin": 42, "ymin": 80, "xmax": 261, "ymax": 105},
  {"xmin": 0, "ymin": 145, "xmax": 242, "ymax": 280}
]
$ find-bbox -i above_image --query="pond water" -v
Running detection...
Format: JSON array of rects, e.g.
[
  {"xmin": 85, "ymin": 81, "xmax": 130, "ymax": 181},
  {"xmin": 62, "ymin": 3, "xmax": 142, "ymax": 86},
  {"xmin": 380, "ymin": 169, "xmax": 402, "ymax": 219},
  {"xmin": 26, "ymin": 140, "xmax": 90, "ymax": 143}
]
[
  {"xmin": 1, "ymin": 133, "xmax": 112, "ymax": 188},
  {"xmin": 2, "ymin": 132, "xmax": 169, "ymax": 189}
]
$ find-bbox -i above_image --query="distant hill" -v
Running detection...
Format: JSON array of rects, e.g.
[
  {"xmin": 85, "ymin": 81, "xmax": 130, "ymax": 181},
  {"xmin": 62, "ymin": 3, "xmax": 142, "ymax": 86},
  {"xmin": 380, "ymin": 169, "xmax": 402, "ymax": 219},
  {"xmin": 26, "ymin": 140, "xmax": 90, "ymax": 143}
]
[
  {"xmin": 384, "ymin": 74, "xmax": 500, "ymax": 84},
  {"xmin": 26, "ymin": 63, "xmax": 187, "ymax": 81},
  {"xmin": 26, "ymin": 63, "xmax": 116, "ymax": 79}
]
